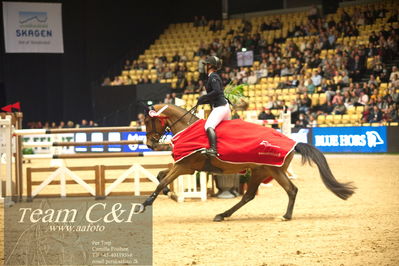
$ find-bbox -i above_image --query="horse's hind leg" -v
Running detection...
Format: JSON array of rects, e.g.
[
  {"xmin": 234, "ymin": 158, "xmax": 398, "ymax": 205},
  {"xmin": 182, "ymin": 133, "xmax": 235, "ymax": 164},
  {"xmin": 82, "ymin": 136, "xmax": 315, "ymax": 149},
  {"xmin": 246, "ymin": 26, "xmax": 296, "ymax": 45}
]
[
  {"xmin": 272, "ymin": 168, "xmax": 298, "ymax": 220},
  {"xmin": 213, "ymin": 169, "xmax": 264, "ymax": 222}
]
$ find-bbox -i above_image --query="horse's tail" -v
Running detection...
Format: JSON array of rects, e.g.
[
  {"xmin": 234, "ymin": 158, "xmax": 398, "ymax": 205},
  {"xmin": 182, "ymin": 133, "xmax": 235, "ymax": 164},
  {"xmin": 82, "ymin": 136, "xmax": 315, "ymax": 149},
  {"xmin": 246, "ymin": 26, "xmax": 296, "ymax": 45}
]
[{"xmin": 294, "ymin": 143, "xmax": 356, "ymax": 200}]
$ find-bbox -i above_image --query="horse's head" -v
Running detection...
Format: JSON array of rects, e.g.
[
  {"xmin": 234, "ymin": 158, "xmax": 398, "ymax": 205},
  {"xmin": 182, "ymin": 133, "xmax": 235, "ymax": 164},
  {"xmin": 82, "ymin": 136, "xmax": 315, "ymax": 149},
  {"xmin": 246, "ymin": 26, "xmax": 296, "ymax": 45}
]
[{"xmin": 144, "ymin": 105, "xmax": 169, "ymax": 150}]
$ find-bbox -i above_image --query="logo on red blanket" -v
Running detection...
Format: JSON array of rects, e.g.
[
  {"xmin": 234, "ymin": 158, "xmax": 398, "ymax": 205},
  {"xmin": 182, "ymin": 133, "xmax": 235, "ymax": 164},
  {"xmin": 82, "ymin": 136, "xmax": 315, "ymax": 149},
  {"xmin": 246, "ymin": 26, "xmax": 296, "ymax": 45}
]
[{"xmin": 259, "ymin": 140, "xmax": 280, "ymax": 149}]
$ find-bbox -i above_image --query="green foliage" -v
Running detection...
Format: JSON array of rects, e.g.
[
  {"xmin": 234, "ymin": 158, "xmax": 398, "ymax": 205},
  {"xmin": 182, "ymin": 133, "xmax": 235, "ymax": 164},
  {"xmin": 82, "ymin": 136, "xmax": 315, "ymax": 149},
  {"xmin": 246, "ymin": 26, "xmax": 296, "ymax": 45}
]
[
  {"xmin": 22, "ymin": 148, "xmax": 34, "ymax": 155},
  {"xmin": 224, "ymin": 82, "xmax": 247, "ymax": 105},
  {"xmin": 239, "ymin": 169, "xmax": 251, "ymax": 184}
]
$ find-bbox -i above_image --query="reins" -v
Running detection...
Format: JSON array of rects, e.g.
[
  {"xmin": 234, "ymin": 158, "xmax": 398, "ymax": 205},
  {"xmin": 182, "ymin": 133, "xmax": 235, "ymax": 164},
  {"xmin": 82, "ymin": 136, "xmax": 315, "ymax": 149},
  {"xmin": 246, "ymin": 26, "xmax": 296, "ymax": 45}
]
[
  {"xmin": 149, "ymin": 105, "xmax": 198, "ymax": 143},
  {"xmin": 168, "ymin": 104, "xmax": 198, "ymax": 130}
]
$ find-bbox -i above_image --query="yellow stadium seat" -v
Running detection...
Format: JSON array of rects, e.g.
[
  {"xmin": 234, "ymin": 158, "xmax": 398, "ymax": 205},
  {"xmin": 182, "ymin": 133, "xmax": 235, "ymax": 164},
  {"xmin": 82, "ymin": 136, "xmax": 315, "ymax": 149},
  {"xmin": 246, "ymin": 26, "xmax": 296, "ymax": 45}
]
[
  {"xmin": 341, "ymin": 114, "xmax": 350, "ymax": 124},
  {"xmin": 356, "ymin": 106, "xmax": 365, "ymax": 114},
  {"xmin": 347, "ymin": 106, "xmax": 356, "ymax": 114},
  {"xmin": 317, "ymin": 115, "xmax": 326, "ymax": 125},
  {"xmin": 325, "ymin": 115, "xmax": 334, "ymax": 125},
  {"xmin": 333, "ymin": 115, "xmax": 342, "ymax": 124}
]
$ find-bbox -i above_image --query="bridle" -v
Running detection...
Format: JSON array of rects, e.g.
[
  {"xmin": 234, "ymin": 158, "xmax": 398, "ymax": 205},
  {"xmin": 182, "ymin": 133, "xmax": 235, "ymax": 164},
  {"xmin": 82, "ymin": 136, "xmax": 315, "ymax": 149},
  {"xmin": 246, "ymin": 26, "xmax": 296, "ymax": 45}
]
[{"xmin": 146, "ymin": 105, "xmax": 198, "ymax": 143}]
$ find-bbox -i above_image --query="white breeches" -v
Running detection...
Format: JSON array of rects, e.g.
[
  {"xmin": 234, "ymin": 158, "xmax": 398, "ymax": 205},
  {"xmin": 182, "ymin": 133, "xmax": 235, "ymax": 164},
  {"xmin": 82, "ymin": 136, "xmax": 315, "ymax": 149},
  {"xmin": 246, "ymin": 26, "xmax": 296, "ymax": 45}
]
[{"xmin": 205, "ymin": 103, "xmax": 231, "ymax": 129}]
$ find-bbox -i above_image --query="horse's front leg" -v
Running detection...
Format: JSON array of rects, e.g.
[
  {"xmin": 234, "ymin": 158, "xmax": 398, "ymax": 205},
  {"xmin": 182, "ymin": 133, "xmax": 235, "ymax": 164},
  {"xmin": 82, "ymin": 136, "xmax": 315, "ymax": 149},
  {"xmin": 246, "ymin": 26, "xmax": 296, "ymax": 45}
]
[
  {"xmin": 141, "ymin": 164, "xmax": 194, "ymax": 211},
  {"xmin": 155, "ymin": 168, "xmax": 172, "ymax": 195}
]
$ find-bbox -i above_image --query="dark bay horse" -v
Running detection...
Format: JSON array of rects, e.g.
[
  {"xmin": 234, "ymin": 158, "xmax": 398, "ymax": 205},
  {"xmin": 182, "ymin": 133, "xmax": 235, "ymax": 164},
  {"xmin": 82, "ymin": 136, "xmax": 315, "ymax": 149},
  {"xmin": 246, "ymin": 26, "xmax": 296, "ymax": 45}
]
[{"xmin": 141, "ymin": 104, "xmax": 355, "ymax": 221}]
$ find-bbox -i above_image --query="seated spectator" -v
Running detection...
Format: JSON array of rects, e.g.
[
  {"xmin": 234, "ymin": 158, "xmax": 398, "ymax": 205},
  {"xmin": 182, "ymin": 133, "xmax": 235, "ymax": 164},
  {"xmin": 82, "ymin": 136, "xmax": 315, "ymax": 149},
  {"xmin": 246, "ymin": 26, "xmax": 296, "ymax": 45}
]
[
  {"xmin": 88, "ymin": 120, "xmax": 96, "ymax": 127},
  {"xmin": 159, "ymin": 53, "xmax": 168, "ymax": 63},
  {"xmin": 172, "ymin": 53, "xmax": 180, "ymax": 62},
  {"xmin": 66, "ymin": 121, "xmax": 74, "ymax": 128},
  {"xmin": 390, "ymin": 66, "xmax": 399, "ymax": 82},
  {"xmin": 295, "ymin": 113, "xmax": 309, "ymax": 128},
  {"xmin": 79, "ymin": 119, "xmax": 88, "ymax": 128},
  {"xmin": 258, "ymin": 107, "xmax": 275, "ymax": 120},
  {"xmin": 319, "ymin": 100, "xmax": 334, "ymax": 115},
  {"xmin": 280, "ymin": 100, "xmax": 289, "ymax": 113},
  {"xmin": 260, "ymin": 20, "xmax": 270, "ymax": 31},
  {"xmin": 123, "ymin": 60, "xmax": 131, "ymax": 70},
  {"xmin": 308, "ymin": 54, "xmax": 322, "ymax": 68},
  {"xmin": 370, "ymin": 88, "xmax": 379, "ymax": 102},
  {"xmin": 310, "ymin": 70, "xmax": 322, "ymax": 87},
  {"xmin": 131, "ymin": 60, "xmax": 140, "ymax": 69},
  {"xmin": 164, "ymin": 94, "xmax": 173, "ymax": 104},
  {"xmin": 164, "ymin": 67, "xmax": 173, "ymax": 79},
  {"xmin": 280, "ymin": 64, "xmax": 290, "ymax": 76},
  {"xmin": 369, "ymin": 106, "xmax": 383, "ymax": 123},
  {"xmin": 184, "ymin": 80, "xmax": 196, "ymax": 94},
  {"xmin": 101, "ymin": 77, "xmax": 111, "ymax": 86},
  {"xmin": 299, "ymin": 93, "xmax": 312, "ymax": 113},
  {"xmin": 247, "ymin": 71, "xmax": 258, "ymax": 85},
  {"xmin": 369, "ymin": 31, "xmax": 379, "ymax": 45},
  {"xmin": 199, "ymin": 16, "xmax": 207, "ymax": 26},
  {"xmin": 171, "ymin": 92, "xmax": 178, "ymax": 104},
  {"xmin": 195, "ymin": 80, "xmax": 206, "ymax": 94},
  {"xmin": 265, "ymin": 96, "xmax": 280, "ymax": 109},
  {"xmin": 355, "ymin": 90, "xmax": 369, "ymax": 106},
  {"xmin": 193, "ymin": 16, "xmax": 200, "ymax": 27},
  {"xmin": 297, "ymin": 80, "xmax": 307, "ymax": 93},
  {"xmin": 332, "ymin": 98, "xmax": 346, "ymax": 115},
  {"xmin": 175, "ymin": 77, "xmax": 187, "ymax": 93},
  {"xmin": 344, "ymin": 90, "xmax": 356, "ymax": 108},
  {"xmin": 308, "ymin": 115, "xmax": 317, "ymax": 127},
  {"xmin": 384, "ymin": 105, "xmax": 398, "ymax": 122},
  {"xmin": 137, "ymin": 113, "xmax": 145, "ymax": 127},
  {"xmin": 111, "ymin": 76, "xmax": 123, "ymax": 86},
  {"xmin": 347, "ymin": 55, "xmax": 364, "ymax": 82},
  {"xmin": 390, "ymin": 74, "xmax": 399, "ymax": 89},
  {"xmin": 59, "ymin": 121, "xmax": 65, "ymax": 128},
  {"xmin": 368, "ymin": 74, "xmax": 379, "ymax": 87},
  {"xmin": 332, "ymin": 90, "xmax": 344, "ymax": 105},
  {"xmin": 306, "ymin": 79, "xmax": 316, "ymax": 94}
]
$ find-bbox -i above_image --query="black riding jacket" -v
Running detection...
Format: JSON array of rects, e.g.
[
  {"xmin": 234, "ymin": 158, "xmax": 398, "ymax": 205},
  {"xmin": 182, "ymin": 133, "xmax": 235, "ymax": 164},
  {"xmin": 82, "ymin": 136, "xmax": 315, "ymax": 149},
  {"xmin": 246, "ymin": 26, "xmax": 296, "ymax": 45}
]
[{"xmin": 197, "ymin": 72, "xmax": 227, "ymax": 107}]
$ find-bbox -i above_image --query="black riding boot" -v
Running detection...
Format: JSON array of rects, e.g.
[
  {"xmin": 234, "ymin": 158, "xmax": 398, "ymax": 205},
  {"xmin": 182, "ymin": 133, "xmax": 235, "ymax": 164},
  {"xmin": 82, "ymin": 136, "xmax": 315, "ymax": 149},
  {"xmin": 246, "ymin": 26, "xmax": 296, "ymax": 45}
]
[{"xmin": 205, "ymin": 127, "xmax": 218, "ymax": 157}]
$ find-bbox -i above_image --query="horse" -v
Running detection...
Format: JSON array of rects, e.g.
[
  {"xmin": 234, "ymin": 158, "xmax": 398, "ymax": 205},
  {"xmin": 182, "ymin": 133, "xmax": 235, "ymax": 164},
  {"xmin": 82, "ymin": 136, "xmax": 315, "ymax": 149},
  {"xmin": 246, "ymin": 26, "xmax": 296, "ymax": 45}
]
[{"xmin": 140, "ymin": 104, "xmax": 355, "ymax": 221}]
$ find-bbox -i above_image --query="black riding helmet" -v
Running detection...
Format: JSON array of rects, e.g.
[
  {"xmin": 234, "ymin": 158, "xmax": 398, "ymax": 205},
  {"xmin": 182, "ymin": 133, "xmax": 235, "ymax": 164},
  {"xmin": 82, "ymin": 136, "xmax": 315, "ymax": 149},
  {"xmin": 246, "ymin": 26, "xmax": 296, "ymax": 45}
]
[{"xmin": 204, "ymin": 55, "xmax": 222, "ymax": 70}]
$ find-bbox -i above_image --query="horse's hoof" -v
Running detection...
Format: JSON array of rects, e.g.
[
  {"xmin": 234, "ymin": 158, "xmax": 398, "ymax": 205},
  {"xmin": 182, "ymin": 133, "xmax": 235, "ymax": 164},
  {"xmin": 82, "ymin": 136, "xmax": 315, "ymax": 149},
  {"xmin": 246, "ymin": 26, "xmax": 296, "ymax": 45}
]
[
  {"xmin": 213, "ymin": 214, "xmax": 224, "ymax": 222},
  {"xmin": 280, "ymin": 215, "xmax": 292, "ymax": 221},
  {"xmin": 134, "ymin": 204, "xmax": 145, "ymax": 214}
]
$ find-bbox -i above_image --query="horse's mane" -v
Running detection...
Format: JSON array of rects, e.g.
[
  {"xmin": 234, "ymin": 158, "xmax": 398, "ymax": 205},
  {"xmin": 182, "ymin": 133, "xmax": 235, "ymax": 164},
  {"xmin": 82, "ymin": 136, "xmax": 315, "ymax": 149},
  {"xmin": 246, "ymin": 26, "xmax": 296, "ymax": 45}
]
[{"xmin": 153, "ymin": 104, "xmax": 199, "ymax": 120}]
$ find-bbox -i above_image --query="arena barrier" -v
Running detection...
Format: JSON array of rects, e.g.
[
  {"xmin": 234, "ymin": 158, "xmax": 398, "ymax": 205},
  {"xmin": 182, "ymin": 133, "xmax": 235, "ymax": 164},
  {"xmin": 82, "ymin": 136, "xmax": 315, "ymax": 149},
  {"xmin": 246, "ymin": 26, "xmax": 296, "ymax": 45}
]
[
  {"xmin": 26, "ymin": 163, "xmax": 168, "ymax": 200},
  {"xmin": 0, "ymin": 113, "xmax": 208, "ymax": 202}
]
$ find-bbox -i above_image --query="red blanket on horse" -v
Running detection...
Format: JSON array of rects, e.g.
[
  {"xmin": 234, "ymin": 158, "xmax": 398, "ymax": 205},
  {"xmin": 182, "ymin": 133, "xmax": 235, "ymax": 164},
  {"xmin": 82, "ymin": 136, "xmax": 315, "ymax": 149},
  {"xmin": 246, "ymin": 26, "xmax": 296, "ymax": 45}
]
[{"xmin": 171, "ymin": 119, "xmax": 296, "ymax": 167}]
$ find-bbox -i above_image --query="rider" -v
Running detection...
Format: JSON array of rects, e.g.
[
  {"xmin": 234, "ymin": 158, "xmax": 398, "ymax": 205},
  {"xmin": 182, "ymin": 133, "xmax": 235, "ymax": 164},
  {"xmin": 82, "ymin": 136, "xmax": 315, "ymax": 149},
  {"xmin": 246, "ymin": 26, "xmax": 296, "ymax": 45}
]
[{"xmin": 196, "ymin": 56, "xmax": 231, "ymax": 157}]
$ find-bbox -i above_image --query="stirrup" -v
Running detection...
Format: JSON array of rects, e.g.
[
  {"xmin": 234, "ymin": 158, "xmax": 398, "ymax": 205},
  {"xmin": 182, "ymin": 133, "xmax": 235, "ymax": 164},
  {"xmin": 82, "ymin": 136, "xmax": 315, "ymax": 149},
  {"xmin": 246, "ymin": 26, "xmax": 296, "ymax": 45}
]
[{"xmin": 202, "ymin": 148, "xmax": 218, "ymax": 157}]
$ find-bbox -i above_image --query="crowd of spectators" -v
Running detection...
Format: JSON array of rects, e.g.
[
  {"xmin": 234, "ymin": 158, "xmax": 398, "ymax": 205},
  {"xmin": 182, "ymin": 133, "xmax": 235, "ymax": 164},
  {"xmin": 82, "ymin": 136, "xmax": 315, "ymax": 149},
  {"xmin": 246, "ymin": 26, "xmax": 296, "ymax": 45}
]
[
  {"xmin": 107, "ymin": 3, "xmax": 399, "ymax": 126},
  {"xmin": 26, "ymin": 119, "xmax": 98, "ymax": 129}
]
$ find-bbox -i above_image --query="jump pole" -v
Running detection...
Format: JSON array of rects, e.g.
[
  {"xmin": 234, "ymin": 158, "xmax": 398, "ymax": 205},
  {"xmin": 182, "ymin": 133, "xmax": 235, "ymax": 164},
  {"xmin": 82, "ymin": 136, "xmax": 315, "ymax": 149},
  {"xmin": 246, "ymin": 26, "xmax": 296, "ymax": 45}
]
[
  {"xmin": 14, "ymin": 126, "xmax": 144, "ymax": 136},
  {"xmin": 22, "ymin": 140, "xmax": 146, "ymax": 148},
  {"xmin": 23, "ymin": 151, "xmax": 172, "ymax": 159}
]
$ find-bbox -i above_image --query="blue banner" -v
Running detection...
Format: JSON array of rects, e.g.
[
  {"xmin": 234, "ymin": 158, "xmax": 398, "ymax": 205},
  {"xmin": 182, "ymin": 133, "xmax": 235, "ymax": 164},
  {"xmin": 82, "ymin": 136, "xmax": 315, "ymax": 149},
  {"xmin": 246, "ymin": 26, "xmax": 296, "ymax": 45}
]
[
  {"xmin": 121, "ymin": 132, "xmax": 173, "ymax": 152},
  {"xmin": 121, "ymin": 132, "xmax": 151, "ymax": 152},
  {"xmin": 73, "ymin": 132, "xmax": 172, "ymax": 153},
  {"xmin": 312, "ymin": 126, "xmax": 387, "ymax": 153}
]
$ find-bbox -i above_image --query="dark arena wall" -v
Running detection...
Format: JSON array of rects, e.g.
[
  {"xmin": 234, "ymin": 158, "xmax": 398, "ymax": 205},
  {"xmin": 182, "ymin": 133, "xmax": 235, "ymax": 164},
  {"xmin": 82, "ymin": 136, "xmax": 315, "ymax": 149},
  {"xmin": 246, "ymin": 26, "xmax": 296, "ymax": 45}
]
[{"xmin": 0, "ymin": 0, "xmax": 223, "ymax": 125}]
